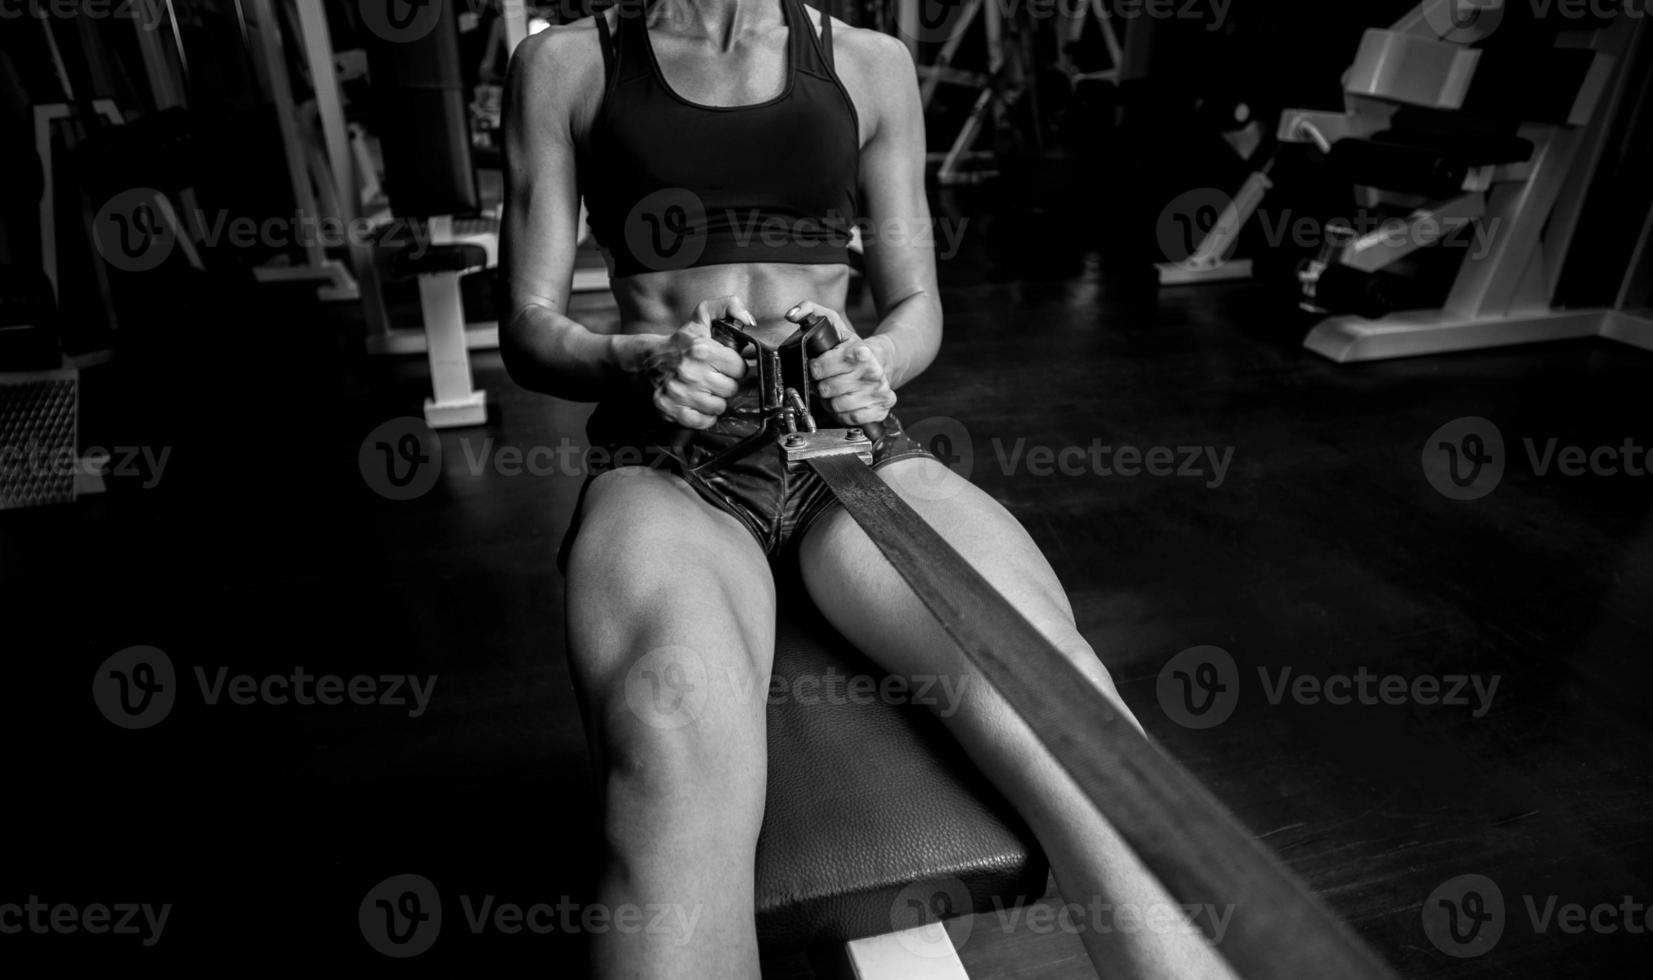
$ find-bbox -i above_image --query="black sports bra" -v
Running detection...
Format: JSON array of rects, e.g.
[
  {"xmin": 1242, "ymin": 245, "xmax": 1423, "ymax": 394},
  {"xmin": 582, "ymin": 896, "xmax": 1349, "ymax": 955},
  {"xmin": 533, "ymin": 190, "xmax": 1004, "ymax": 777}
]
[{"xmin": 578, "ymin": 0, "xmax": 862, "ymax": 277}]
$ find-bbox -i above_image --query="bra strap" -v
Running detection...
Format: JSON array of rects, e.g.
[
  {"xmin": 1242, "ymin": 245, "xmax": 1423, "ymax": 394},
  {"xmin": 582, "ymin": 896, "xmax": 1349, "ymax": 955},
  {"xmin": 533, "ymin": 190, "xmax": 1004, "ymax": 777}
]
[
  {"xmin": 819, "ymin": 2, "xmax": 834, "ymax": 71},
  {"xmin": 593, "ymin": 4, "xmax": 617, "ymax": 81}
]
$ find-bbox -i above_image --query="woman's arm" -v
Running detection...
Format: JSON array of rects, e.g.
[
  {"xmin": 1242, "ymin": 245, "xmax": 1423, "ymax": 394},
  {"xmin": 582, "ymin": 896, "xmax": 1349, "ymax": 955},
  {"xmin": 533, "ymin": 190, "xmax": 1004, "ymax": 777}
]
[
  {"xmin": 853, "ymin": 31, "xmax": 943, "ymax": 392},
  {"xmin": 498, "ymin": 23, "xmax": 657, "ymax": 401}
]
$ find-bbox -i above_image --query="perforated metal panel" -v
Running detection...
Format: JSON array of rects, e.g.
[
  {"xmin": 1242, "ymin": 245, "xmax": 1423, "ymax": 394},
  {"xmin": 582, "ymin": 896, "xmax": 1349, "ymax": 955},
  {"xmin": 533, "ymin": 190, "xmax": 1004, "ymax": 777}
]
[{"xmin": 0, "ymin": 370, "xmax": 79, "ymax": 510}]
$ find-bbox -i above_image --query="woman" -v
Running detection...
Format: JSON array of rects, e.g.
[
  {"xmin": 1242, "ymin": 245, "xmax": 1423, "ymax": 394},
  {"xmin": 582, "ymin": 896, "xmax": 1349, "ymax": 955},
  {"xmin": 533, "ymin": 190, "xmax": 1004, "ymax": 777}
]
[{"xmin": 500, "ymin": 1, "xmax": 1234, "ymax": 976}]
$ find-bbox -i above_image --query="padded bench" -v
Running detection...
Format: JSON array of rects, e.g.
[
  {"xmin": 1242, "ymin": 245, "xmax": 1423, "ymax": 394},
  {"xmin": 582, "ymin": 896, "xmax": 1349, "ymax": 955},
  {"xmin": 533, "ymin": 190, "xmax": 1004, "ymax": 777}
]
[{"xmin": 755, "ymin": 568, "xmax": 1049, "ymax": 976}]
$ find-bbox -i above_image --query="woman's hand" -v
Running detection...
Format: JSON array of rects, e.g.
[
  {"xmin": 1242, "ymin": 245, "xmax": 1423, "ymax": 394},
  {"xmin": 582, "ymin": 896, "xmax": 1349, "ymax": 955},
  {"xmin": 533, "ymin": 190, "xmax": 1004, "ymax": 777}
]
[
  {"xmin": 637, "ymin": 296, "xmax": 753, "ymax": 429},
  {"xmin": 788, "ymin": 301, "xmax": 897, "ymax": 426}
]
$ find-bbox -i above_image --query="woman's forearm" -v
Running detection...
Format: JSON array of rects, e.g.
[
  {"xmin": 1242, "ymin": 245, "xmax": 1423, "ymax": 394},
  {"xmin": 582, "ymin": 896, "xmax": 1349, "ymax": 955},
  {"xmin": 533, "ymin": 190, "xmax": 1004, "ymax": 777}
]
[
  {"xmin": 865, "ymin": 289, "xmax": 942, "ymax": 391},
  {"xmin": 501, "ymin": 304, "xmax": 660, "ymax": 402}
]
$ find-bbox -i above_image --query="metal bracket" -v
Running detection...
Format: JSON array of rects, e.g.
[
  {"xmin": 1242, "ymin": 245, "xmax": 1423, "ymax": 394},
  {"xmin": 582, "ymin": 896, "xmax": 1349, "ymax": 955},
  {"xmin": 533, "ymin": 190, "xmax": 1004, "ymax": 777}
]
[{"xmin": 781, "ymin": 428, "xmax": 874, "ymax": 466}]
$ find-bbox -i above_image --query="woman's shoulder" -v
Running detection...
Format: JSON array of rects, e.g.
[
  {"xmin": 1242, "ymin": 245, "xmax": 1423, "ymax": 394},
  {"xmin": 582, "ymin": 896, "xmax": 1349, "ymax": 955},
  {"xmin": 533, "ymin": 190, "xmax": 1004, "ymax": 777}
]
[
  {"xmin": 504, "ymin": 15, "xmax": 614, "ymax": 133},
  {"xmin": 818, "ymin": 17, "xmax": 919, "ymax": 133},
  {"xmin": 507, "ymin": 14, "xmax": 611, "ymax": 88},
  {"xmin": 825, "ymin": 19, "xmax": 919, "ymax": 87}
]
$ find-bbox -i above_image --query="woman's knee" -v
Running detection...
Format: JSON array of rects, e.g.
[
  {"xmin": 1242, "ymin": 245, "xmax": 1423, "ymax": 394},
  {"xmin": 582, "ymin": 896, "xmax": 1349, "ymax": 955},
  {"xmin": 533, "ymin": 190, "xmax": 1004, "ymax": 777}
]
[
  {"xmin": 575, "ymin": 614, "xmax": 775, "ymax": 811},
  {"xmin": 592, "ymin": 652, "xmax": 771, "ymax": 821}
]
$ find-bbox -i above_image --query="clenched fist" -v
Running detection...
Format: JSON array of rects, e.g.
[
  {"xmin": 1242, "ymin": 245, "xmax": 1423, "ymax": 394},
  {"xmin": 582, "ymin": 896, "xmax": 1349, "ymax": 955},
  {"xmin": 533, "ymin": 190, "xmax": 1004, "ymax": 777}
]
[
  {"xmin": 645, "ymin": 296, "xmax": 753, "ymax": 429},
  {"xmin": 788, "ymin": 301, "xmax": 896, "ymax": 427}
]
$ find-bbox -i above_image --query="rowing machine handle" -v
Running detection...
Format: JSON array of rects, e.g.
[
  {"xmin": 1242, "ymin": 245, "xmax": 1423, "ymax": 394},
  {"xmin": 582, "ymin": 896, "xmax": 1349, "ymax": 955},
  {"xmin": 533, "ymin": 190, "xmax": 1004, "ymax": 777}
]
[{"xmin": 801, "ymin": 315, "xmax": 887, "ymax": 445}]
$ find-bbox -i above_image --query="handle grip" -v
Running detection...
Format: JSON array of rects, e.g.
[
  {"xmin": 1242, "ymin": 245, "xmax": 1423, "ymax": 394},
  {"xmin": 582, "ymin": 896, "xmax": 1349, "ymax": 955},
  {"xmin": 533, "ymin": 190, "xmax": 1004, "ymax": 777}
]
[{"xmin": 801, "ymin": 315, "xmax": 887, "ymax": 445}]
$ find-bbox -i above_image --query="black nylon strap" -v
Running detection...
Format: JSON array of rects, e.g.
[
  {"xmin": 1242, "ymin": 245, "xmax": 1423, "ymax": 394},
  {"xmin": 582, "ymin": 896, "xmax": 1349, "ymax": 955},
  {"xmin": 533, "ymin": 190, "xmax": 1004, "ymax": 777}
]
[{"xmin": 804, "ymin": 453, "xmax": 1399, "ymax": 980}]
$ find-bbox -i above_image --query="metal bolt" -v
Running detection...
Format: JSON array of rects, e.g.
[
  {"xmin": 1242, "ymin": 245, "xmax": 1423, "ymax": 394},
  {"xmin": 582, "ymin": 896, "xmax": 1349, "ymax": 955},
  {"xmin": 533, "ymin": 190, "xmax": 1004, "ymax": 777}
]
[
  {"xmin": 784, "ymin": 434, "xmax": 805, "ymax": 448},
  {"xmin": 846, "ymin": 428, "xmax": 863, "ymax": 440}
]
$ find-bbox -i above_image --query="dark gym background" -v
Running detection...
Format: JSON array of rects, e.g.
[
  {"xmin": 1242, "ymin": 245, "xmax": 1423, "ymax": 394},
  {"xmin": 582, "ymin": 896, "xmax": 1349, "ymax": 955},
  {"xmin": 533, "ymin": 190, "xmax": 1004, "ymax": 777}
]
[{"xmin": 2, "ymin": 1, "xmax": 1650, "ymax": 976}]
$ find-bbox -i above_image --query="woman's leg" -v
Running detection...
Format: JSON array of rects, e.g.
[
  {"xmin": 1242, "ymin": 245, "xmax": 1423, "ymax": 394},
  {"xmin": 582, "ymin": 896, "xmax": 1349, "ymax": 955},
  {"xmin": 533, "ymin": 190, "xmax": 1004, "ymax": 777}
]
[
  {"xmin": 566, "ymin": 467, "xmax": 777, "ymax": 980},
  {"xmin": 798, "ymin": 457, "xmax": 1239, "ymax": 980}
]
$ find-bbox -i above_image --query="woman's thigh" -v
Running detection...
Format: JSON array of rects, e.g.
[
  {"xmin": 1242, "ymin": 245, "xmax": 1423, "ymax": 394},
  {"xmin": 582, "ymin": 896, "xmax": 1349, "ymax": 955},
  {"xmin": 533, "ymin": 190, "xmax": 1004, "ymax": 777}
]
[
  {"xmin": 797, "ymin": 457, "xmax": 1126, "ymax": 744},
  {"xmin": 565, "ymin": 466, "xmax": 778, "ymax": 782}
]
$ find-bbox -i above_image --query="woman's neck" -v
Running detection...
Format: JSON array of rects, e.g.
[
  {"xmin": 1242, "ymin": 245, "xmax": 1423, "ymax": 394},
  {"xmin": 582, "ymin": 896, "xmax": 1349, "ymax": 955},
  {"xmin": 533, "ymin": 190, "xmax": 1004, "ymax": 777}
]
[{"xmin": 656, "ymin": 0, "xmax": 785, "ymax": 49}]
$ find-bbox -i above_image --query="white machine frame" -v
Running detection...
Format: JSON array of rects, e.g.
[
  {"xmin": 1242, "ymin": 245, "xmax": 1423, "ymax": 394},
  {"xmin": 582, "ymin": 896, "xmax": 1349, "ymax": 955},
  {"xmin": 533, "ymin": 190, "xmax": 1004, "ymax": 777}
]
[
  {"xmin": 1288, "ymin": 1, "xmax": 1653, "ymax": 362},
  {"xmin": 290, "ymin": 0, "xmax": 610, "ymax": 427}
]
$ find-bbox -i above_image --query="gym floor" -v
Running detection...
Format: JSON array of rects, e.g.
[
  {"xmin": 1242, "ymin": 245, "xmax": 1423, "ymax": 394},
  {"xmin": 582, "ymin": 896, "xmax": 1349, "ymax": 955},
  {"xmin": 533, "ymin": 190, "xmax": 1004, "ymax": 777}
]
[{"xmin": 5, "ymin": 194, "xmax": 1651, "ymax": 976}]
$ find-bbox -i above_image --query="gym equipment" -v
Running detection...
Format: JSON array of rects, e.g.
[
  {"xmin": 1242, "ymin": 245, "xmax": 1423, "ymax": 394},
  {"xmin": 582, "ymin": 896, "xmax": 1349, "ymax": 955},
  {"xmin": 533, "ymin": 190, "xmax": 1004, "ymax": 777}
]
[
  {"xmin": 240, "ymin": 0, "xmax": 362, "ymax": 301},
  {"xmin": 1058, "ymin": 0, "xmax": 1124, "ymax": 82},
  {"xmin": 1109, "ymin": 4, "xmax": 1277, "ymax": 287},
  {"xmin": 0, "ymin": 370, "xmax": 77, "ymax": 509},
  {"xmin": 689, "ymin": 315, "xmax": 1403, "ymax": 978},
  {"xmin": 0, "ymin": 368, "xmax": 105, "ymax": 509},
  {"xmin": 288, "ymin": 0, "xmax": 607, "ymax": 427},
  {"xmin": 66, "ymin": 0, "xmax": 376, "ymax": 302},
  {"xmin": 34, "ymin": 99, "xmax": 126, "ymax": 313},
  {"xmin": 1156, "ymin": 161, "xmax": 1271, "ymax": 287},
  {"xmin": 134, "ymin": 0, "xmax": 190, "ymax": 112},
  {"xmin": 29, "ymin": 8, "xmax": 255, "ymax": 355},
  {"xmin": 1281, "ymin": 0, "xmax": 1653, "ymax": 361},
  {"xmin": 471, "ymin": 0, "xmax": 539, "ymax": 155},
  {"xmin": 287, "ymin": 0, "xmax": 394, "ymax": 343},
  {"xmin": 755, "ymin": 571, "xmax": 1047, "ymax": 965},
  {"xmin": 0, "ymin": 270, "xmax": 61, "ymax": 372},
  {"xmin": 1296, "ymin": 221, "xmax": 1403, "ymax": 321},
  {"xmin": 902, "ymin": 0, "xmax": 1028, "ymax": 185},
  {"xmin": 358, "ymin": 0, "xmax": 492, "ymax": 428},
  {"xmin": 35, "ymin": 98, "xmax": 223, "ymax": 360}
]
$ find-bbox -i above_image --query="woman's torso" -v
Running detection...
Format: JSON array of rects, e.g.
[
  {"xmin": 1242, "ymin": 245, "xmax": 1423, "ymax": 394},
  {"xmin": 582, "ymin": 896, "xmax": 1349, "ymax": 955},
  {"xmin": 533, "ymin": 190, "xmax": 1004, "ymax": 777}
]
[{"xmin": 571, "ymin": 0, "xmax": 864, "ymax": 348}]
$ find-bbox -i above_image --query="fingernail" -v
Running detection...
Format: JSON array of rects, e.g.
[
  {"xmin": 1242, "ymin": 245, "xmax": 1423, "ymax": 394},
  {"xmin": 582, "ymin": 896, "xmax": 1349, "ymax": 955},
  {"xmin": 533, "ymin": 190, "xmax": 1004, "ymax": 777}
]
[{"xmin": 787, "ymin": 305, "xmax": 801, "ymax": 318}]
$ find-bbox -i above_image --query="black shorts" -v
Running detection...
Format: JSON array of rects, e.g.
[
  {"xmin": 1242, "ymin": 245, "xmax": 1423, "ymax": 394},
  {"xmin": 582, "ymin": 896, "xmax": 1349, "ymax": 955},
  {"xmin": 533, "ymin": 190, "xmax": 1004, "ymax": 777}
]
[{"xmin": 557, "ymin": 376, "xmax": 932, "ymax": 573}]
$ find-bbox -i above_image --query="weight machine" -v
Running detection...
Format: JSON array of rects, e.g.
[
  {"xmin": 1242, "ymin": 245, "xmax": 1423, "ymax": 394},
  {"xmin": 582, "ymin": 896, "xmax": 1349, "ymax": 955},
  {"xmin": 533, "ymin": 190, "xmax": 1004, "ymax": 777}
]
[{"xmin": 1283, "ymin": 0, "xmax": 1653, "ymax": 361}]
